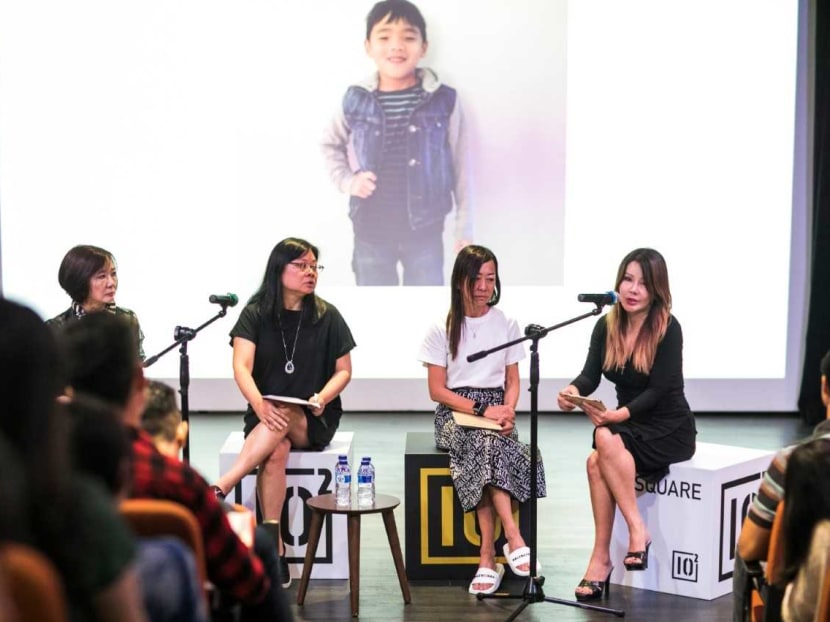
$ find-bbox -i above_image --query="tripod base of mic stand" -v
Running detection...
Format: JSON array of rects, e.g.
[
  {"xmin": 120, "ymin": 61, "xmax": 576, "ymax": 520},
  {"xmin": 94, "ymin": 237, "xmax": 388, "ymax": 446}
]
[{"xmin": 478, "ymin": 574, "xmax": 625, "ymax": 619}]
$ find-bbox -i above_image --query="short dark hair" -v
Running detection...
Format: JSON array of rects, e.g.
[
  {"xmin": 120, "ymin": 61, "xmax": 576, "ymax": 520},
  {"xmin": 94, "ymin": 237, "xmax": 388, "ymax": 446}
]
[
  {"xmin": 142, "ymin": 380, "xmax": 181, "ymax": 442},
  {"xmin": 67, "ymin": 393, "xmax": 131, "ymax": 495},
  {"xmin": 821, "ymin": 349, "xmax": 830, "ymax": 378},
  {"xmin": 59, "ymin": 312, "xmax": 139, "ymax": 408},
  {"xmin": 57, "ymin": 245, "xmax": 116, "ymax": 304},
  {"xmin": 366, "ymin": 0, "xmax": 427, "ymax": 42}
]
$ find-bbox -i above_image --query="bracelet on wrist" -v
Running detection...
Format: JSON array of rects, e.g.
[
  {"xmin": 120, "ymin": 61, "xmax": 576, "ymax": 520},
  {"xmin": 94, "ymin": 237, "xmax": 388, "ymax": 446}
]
[{"xmin": 473, "ymin": 401, "xmax": 487, "ymax": 417}]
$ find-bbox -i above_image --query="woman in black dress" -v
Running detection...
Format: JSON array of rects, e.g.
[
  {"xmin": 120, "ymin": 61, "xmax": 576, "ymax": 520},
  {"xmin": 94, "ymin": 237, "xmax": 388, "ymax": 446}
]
[
  {"xmin": 558, "ymin": 247, "xmax": 696, "ymax": 601},
  {"xmin": 213, "ymin": 238, "xmax": 355, "ymax": 586}
]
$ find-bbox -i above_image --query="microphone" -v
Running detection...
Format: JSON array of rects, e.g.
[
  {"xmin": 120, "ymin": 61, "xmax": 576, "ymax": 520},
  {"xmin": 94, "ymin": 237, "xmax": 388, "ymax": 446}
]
[
  {"xmin": 209, "ymin": 293, "xmax": 239, "ymax": 307},
  {"xmin": 577, "ymin": 291, "xmax": 618, "ymax": 306}
]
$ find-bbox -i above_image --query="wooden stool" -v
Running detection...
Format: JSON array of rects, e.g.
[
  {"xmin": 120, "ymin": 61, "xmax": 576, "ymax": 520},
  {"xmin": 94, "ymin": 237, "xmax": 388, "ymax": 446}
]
[{"xmin": 296, "ymin": 493, "xmax": 411, "ymax": 617}]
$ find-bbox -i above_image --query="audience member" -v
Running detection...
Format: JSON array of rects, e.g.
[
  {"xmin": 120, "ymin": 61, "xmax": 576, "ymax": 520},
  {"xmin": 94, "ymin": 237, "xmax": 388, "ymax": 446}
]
[
  {"xmin": 141, "ymin": 380, "xmax": 188, "ymax": 459},
  {"xmin": 779, "ymin": 438, "xmax": 830, "ymax": 621},
  {"xmin": 0, "ymin": 298, "xmax": 148, "ymax": 622},
  {"xmin": 58, "ymin": 312, "xmax": 293, "ymax": 621},
  {"xmin": 734, "ymin": 349, "xmax": 830, "ymax": 621},
  {"xmin": 67, "ymin": 393, "xmax": 208, "ymax": 622},
  {"xmin": 67, "ymin": 393, "xmax": 132, "ymax": 496}
]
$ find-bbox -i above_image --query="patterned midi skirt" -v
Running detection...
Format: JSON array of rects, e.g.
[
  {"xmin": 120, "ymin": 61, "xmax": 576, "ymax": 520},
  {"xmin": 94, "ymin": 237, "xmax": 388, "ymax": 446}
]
[{"xmin": 434, "ymin": 387, "xmax": 546, "ymax": 512}]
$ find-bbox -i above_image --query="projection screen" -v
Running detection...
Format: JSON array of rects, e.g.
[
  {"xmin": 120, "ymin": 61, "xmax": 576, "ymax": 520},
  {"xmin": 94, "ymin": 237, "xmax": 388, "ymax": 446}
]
[{"xmin": 0, "ymin": 0, "xmax": 808, "ymax": 412}]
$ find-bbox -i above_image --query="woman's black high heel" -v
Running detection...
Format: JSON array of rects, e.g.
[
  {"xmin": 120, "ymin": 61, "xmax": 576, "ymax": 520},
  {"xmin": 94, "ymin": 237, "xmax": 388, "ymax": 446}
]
[
  {"xmin": 624, "ymin": 540, "xmax": 652, "ymax": 571},
  {"xmin": 574, "ymin": 568, "xmax": 612, "ymax": 602}
]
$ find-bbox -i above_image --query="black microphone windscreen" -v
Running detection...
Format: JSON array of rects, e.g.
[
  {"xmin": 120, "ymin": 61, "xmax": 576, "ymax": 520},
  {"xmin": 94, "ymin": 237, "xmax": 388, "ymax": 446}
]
[{"xmin": 209, "ymin": 293, "xmax": 239, "ymax": 307}]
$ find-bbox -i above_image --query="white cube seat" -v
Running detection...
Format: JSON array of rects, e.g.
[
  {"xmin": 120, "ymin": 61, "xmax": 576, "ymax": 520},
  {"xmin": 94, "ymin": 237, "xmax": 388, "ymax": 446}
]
[
  {"xmin": 609, "ymin": 441, "xmax": 774, "ymax": 600},
  {"xmin": 219, "ymin": 430, "xmax": 354, "ymax": 579}
]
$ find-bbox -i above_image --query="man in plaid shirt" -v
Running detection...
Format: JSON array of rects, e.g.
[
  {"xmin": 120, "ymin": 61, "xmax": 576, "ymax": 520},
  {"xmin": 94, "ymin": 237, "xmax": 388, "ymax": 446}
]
[{"xmin": 58, "ymin": 312, "xmax": 293, "ymax": 621}]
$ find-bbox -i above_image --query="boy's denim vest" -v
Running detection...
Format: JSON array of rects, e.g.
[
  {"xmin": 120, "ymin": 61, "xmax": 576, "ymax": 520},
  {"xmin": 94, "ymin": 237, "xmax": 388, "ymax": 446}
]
[{"xmin": 342, "ymin": 84, "xmax": 457, "ymax": 230}]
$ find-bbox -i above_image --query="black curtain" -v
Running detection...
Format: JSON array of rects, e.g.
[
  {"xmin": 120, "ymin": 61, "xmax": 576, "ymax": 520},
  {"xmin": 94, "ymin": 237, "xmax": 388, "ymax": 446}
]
[{"xmin": 799, "ymin": 0, "xmax": 830, "ymax": 424}]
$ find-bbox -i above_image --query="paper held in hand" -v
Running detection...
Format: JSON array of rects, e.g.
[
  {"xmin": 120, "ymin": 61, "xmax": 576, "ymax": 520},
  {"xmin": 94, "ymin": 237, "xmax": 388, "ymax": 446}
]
[
  {"xmin": 262, "ymin": 395, "xmax": 319, "ymax": 408},
  {"xmin": 226, "ymin": 506, "xmax": 255, "ymax": 548},
  {"xmin": 452, "ymin": 411, "xmax": 503, "ymax": 431},
  {"xmin": 559, "ymin": 392, "xmax": 607, "ymax": 412}
]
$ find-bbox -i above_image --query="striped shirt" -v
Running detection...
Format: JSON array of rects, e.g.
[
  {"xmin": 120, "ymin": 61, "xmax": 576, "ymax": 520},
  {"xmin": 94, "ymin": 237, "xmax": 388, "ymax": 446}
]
[
  {"xmin": 747, "ymin": 419, "xmax": 830, "ymax": 529},
  {"xmin": 361, "ymin": 84, "xmax": 428, "ymax": 236}
]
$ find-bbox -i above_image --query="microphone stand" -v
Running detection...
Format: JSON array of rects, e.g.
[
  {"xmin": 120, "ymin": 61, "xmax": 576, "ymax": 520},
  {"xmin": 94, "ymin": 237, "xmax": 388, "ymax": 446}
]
[
  {"xmin": 470, "ymin": 304, "xmax": 625, "ymax": 619},
  {"xmin": 143, "ymin": 304, "xmax": 232, "ymax": 463}
]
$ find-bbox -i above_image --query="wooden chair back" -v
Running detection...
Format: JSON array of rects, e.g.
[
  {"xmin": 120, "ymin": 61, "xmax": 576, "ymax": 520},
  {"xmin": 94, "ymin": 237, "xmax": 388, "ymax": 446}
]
[
  {"xmin": 119, "ymin": 498, "xmax": 208, "ymax": 592},
  {"xmin": 816, "ymin": 562, "xmax": 830, "ymax": 622},
  {"xmin": 0, "ymin": 542, "xmax": 68, "ymax": 622},
  {"xmin": 750, "ymin": 500, "xmax": 786, "ymax": 622}
]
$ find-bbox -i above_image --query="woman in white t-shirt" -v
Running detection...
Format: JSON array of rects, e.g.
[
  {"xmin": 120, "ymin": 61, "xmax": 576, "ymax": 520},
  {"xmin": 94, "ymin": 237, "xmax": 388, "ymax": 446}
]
[{"xmin": 417, "ymin": 245, "xmax": 546, "ymax": 596}]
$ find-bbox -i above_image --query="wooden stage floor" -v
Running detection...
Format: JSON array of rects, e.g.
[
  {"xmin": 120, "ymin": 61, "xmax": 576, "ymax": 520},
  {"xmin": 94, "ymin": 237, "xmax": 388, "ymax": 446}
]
[{"xmin": 189, "ymin": 411, "xmax": 809, "ymax": 621}]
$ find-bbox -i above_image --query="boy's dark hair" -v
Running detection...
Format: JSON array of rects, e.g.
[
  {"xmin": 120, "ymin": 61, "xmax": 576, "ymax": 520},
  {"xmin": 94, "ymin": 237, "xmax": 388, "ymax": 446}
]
[
  {"xmin": 366, "ymin": 0, "xmax": 427, "ymax": 42},
  {"xmin": 58, "ymin": 245, "xmax": 116, "ymax": 304},
  {"xmin": 822, "ymin": 349, "xmax": 830, "ymax": 378},
  {"xmin": 142, "ymin": 380, "xmax": 181, "ymax": 442},
  {"xmin": 59, "ymin": 312, "xmax": 139, "ymax": 408}
]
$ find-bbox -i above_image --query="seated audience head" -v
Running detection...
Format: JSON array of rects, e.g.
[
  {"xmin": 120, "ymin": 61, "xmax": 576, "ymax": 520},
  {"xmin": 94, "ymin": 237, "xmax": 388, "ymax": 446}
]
[
  {"xmin": 781, "ymin": 437, "xmax": 830, "ymax": 584},
  {"xmin": 57, "ymin": 245, "xmax": 118, "ymax": 311},
  {"xmin": 0, "ymin": 298, "xmax": 72, "ymax": 548},
  {"xmin": 58, "ymin": 311, "xmax": 146, "ymax": 424},
  {"xmin": 0, "ymin": 298, "xmax": 67, "ymax": 472},
  {"xmin": 141, "ymin": 380, "xmax": 187, "ymax": 458},
  {"xmin": 67, "ymin": 393, "xmax": 132, "ymax": 497}
]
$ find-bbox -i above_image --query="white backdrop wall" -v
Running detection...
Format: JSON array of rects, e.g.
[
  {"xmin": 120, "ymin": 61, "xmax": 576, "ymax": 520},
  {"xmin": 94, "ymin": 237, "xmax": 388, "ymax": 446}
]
[{"xmin": 0, "ymin": 0, "xmax": 808, "ymax": 412}]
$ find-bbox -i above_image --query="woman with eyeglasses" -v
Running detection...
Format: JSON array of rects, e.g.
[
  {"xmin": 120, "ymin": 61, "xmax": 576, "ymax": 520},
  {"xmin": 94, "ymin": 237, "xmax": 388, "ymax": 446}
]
[{"xmin": 213, "ymin": 237, "xmax": 356, "ymax": 587}]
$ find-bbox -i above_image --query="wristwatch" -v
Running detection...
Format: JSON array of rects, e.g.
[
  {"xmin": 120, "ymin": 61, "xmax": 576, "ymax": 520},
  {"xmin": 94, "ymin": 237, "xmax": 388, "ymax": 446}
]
[{"xmin": 472, "ymin": 401, "xmax": 488, "ymax": 417}]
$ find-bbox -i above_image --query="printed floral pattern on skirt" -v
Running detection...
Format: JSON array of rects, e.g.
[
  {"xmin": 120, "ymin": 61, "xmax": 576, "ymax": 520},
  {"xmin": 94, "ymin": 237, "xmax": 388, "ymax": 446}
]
[{"xmin": 434, "ymin": 387, "xmax": 546, "ymax": 512}]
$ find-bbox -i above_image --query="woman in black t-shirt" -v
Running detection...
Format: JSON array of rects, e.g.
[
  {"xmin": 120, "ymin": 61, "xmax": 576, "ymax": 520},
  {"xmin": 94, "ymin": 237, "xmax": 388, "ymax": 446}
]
[
  {"xmin": 213, "ymin": 238, "xmax": 355, "ymax": 584},
  {"xmin": 557, "ymin": 248, "xmax": 695, "ymax": 602}
]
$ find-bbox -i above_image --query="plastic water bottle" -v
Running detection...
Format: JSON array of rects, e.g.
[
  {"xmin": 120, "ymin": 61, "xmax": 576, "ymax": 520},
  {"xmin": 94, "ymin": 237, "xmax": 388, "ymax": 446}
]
[
  {"xmin": 334, "ymin": 455, "xmax": 351, "ymax": 506},
  {"xmin": 357, "ymin": 456, "xmax": 375, "ymax": 507}
]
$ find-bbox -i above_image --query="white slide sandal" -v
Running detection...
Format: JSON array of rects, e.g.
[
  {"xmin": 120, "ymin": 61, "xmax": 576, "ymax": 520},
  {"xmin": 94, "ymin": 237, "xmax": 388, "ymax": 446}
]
[
  {"xmin": 468, "ymin": 563, "xmax": 505, "ymax": 595},
  {"xmin": 502, "ymin": 543, "xmax": 542, "ymax": 577}
]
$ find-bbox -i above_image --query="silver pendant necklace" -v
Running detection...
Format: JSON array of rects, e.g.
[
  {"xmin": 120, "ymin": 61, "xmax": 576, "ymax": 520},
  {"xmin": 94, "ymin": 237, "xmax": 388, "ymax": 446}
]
[{"xmin": 278, "ymin": 308, "xmax": 302, "ymax": 375}]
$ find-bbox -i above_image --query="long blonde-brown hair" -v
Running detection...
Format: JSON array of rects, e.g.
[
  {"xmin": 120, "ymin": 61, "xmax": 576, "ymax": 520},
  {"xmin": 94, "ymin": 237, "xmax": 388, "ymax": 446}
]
[{"xmin": 603, "ymin": 248, "xmax": 672, "ymax": 374}]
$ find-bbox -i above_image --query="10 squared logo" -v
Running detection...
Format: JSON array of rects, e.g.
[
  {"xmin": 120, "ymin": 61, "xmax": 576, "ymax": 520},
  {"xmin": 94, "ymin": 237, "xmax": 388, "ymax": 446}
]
[{"xmin": 672, "ymin": 550, "xmax": 699, "ymax": 582}]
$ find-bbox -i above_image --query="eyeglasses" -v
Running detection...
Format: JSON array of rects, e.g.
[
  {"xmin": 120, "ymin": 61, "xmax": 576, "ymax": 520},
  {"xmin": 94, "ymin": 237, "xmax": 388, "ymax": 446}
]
[{"xmin": 289, "ymin": 262, "xmax": 324, "ymax": 273}]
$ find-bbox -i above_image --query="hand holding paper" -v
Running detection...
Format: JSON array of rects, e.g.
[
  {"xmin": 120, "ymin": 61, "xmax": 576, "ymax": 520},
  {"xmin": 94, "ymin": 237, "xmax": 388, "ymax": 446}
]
[
  {"xmin": 452, "ymin": 411, "xmax": 503, "ymax": 431},
  {"xmin": 558, "ymin": 392, "xmax": 607, "ymax": 412}
]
